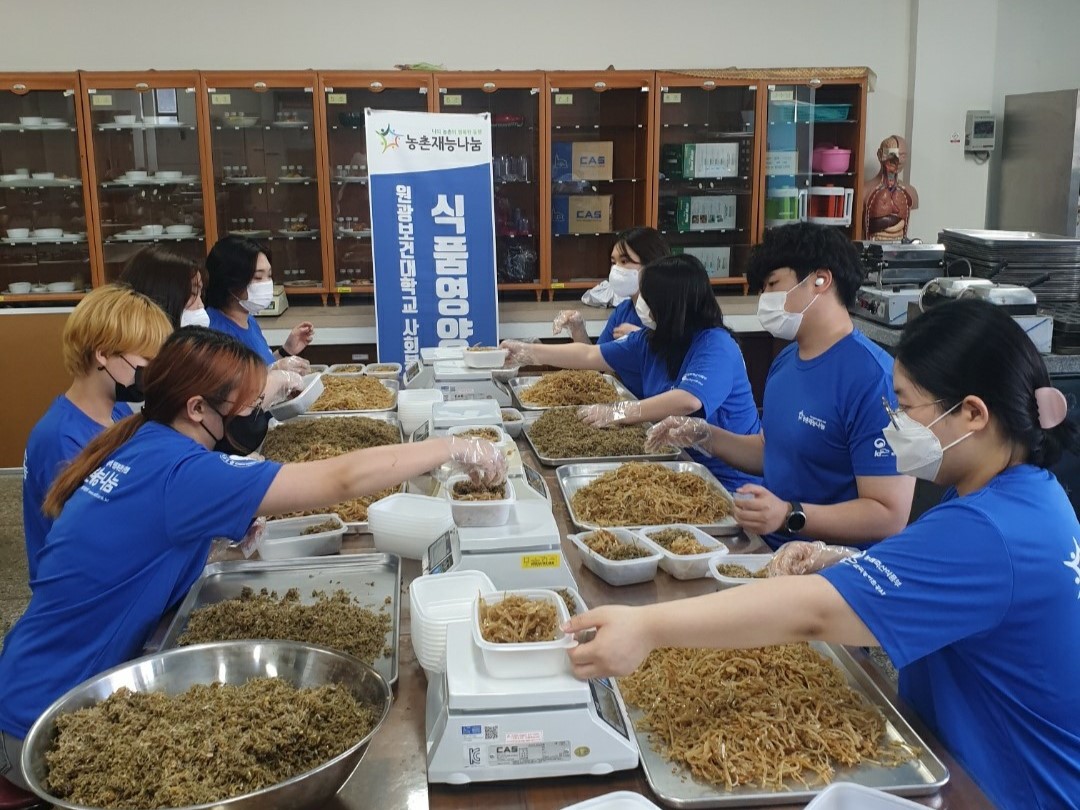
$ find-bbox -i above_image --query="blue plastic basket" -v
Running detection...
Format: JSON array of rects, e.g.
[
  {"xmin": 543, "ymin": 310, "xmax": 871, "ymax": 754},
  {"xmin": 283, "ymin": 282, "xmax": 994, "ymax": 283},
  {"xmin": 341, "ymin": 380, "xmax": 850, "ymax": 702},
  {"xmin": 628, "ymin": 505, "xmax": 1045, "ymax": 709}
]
[{"xmin": 814, "ymin": 104, "xmax": 852, "ymax": 122}]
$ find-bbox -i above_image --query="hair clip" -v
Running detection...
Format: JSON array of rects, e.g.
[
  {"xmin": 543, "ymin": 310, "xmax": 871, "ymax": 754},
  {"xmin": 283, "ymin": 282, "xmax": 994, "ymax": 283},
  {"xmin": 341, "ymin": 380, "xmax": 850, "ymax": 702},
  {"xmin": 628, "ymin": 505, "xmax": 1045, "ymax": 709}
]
[{"xmin": 1034, "ymin": 387, "xmax": 1068, "ymax": 430}]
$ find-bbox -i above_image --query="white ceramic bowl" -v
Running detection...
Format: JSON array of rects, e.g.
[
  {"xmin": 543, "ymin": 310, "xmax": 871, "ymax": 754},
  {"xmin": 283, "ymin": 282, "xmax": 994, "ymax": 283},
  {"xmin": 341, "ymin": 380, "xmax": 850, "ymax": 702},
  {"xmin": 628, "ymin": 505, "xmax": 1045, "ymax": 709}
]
[
  {"xmin": 13, "ymin": 169, "xmax": 29, "ymax": 177},
  {"xmin": 8, "ymin": 282, "xmax": 32, "ymax": 294},
  {"xmin": 124, "ymin": 170, "xmax": 148, "ymax": 180},
  {"xmin": 141, "ymin": 224, "xmax": 165, "ymax": 236},
  {"xmin": 165, "ymin": 224, "xmax": 194, "ymax": 235},
  {"xmin": 5, "ymin": 228, "xmax": 30, "ymax": 239},
  {"xmin": 18, "ymin": 116, "xmax": 43, "ymax": 126},
  {"xmin": 568, "ymin": 529, "xmax": 662, "ymax": 587},
  {"xmin": 31, "ymin": 284, "xmax": 48, "ymax": 294},
  {"xmin": 444, "ymin": 473, "xmax": 515, "ymax": 528},
  {"xmin": 471, "ymin": 589, "xmax": 573, "ymax": 679},
  {"xmin": 31, "ymin": 228, "xmax": 63, "ymax": 239},
  {"xmin": 30, "ymin": 172, "xmax": 54, "ymax": 181},
  {"xmin": 47, "ymin": 281, "xmax": 76, "ymax": 293},
  {"xmin": 113, "ymin": 114, "xmax": 136, "ymax": 125}
]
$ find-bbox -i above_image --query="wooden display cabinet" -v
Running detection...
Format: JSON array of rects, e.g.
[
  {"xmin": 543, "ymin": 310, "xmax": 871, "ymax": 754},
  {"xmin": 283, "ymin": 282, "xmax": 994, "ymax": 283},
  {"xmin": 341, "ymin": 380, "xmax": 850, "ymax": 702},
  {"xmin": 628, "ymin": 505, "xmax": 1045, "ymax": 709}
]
[
  {"xmin": 545, "ymin": 71, "xmax": 655, "ymax": 300},
  {"xmin": 654, "ymin": 75, "xmax": 759, "ymax": 293},
  {"xmin": 759, "ymin": 78, "xmax": 867, "ymax": 241},
  {"xmin": 202, "ymin": 71, "xmax": 329, "ymax": 302},
  {"xmin": 434, "ymin": 72, "xmax": 547, "ymax": 301},
  {"xmin": 0, "ymin": 73, "xmax": 94, "ymax": 304},
  {"xmin": 317, "ymin": 71, "xmax": 434, "ymax": 304},
  {"xmin": 79, "ymin": 71, "xmax": 210, "ymax": 285}
]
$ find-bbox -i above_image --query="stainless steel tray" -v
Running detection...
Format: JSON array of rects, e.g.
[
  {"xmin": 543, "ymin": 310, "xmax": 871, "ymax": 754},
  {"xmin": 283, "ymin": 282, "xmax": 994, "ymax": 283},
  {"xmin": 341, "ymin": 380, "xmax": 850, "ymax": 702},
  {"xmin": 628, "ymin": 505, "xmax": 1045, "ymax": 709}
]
[
  {"xmin": 264, "ymin": 412, "xmax": 404, "ymax": 532},
  {"xmin": 155, "ymin": 555, "xmax": 401, "ymax": 685},
  {"xmin": 522, "ymin": 410, "xmax": 681, "ymax": 467},
  {"xmin": 310, "ymin": 373, "xmax": 399, "ymax": 414},
  {"xmin": 629, "ymin": 642, "xmax": 949, "ymax": 807},
  {"xmin": 510, "ymin": 373, "xmax": 637, "ymax": 411},
  {"xmin": 556, "ymin": 461, "xmax": 739, "ymax": 536}
]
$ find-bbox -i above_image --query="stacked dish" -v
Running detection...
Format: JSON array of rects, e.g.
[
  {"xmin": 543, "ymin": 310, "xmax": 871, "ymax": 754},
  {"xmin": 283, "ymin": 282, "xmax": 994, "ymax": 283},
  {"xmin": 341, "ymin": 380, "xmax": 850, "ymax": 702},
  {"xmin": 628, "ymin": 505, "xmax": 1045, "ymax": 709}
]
[
  {"xmin": 410, "ymin": 570, "xmax": 496, "ymax": 674},
  {"xmin": 367, "ymin": 493, "xmax": 455, "ymax": 559},
  {"xmin": 397, "ymin": 388, "xmax": 444, "ymax": 436}
]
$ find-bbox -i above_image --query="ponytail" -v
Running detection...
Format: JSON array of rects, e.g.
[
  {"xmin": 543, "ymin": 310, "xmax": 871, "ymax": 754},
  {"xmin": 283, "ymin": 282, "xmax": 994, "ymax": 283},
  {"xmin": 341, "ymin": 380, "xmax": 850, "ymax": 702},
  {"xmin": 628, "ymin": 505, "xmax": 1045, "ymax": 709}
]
[
  {"xmin": 1031, "ymin": 416, "xmax": 1080, "ymax": 469},
  {"xmin": 43, "ymin": 413, "xmax": 147, "ymax": 518}
]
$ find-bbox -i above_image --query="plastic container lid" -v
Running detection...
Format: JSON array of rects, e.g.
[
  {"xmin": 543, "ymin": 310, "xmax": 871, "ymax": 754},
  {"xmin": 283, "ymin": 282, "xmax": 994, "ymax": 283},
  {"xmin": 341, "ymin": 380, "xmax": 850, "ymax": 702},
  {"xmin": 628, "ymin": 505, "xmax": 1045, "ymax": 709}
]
[
  {"xmin": 561, "ymin": 791, "xmax": 663, "ymax": 810},
  {"xmin": 568, "ymin": 529, "xmax": 661, "ymax": 587},
  {"xmin": 709, "ymin": 553, "xmax": 773, "ymax": 587},
  {"xmin": 268, "ymin": 372, "xmax": 324, "ymax": 421},
  {"xmin": 634, "ymin": 524, "xmax": 728, "ymax": 580},
  {"xmin": 472, "ymin": 589, "xmax": 573, "ymax": 679},
  {"xmin": 803, "ymin": 783, "xmax": 928, "ymax": 810},
  {"xmin": 257, "ymin": 514, "xmax": 345, "ymax": 560},
  {"xmin": 444, "ymin": 474, "xmax": 516, "ymax": 528}
]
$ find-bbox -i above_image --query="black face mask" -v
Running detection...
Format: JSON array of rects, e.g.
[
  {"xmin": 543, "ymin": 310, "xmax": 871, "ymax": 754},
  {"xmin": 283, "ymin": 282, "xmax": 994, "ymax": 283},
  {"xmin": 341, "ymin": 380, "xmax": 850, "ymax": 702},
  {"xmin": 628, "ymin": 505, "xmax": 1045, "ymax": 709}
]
[
  {"xmin": 202, "ymin": 403, "xmax": 271, "ymax": 456},
  {"xmin": 102, "ymin": 356, "xmax": 146, "ymax": 403}
]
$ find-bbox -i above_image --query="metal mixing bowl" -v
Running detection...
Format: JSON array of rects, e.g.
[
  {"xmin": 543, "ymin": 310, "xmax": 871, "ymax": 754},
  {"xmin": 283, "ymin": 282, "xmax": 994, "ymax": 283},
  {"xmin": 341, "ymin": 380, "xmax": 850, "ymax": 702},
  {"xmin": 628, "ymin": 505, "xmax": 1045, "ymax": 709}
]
[{"xmin": 21, "ymin": 640, "xmax": 392, "ymax": 810}]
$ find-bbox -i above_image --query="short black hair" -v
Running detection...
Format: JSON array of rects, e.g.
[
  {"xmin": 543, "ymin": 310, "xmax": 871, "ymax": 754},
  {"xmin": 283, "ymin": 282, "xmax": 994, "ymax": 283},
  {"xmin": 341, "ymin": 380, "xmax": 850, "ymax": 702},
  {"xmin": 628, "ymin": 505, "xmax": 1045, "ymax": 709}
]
[
  {"xmin": 205, "ymin": 235, "xmax": 267, "ymax": 310},
  {"xmin": 639, "ymin": 254, "xmax": 728, "ymax": 379},
  {"xmin": 614, "ymin": 227, "xmax": 670, "ymax": 266},
  {"xmin": 897, "ymin": 299, "xmax": 1079, "ymax": 468},
  {"xmin": 747, "ymin": 222, "xmax": 864, "ymax": 307},
  {"xmin": 119, "ymin": 245, "xmax": 205, "ymax": 329}
]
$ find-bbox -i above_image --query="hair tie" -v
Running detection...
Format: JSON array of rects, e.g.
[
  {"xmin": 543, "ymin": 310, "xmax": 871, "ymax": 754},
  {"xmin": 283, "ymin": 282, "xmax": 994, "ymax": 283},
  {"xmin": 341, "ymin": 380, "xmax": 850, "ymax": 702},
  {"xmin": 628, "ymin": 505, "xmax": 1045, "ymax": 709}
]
[{"xmin": 1035, "ymin": 387, "xmax": 1068, "ymax": 430}]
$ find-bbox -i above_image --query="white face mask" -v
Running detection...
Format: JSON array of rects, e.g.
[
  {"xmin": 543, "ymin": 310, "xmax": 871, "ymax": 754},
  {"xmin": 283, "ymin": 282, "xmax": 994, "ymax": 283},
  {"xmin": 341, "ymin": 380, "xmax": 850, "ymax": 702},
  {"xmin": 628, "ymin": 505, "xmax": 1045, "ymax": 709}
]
[
  {"xmin": 180, "ymin": 307, "xmax": 210, "ymax": 328},
  {"xmin": 757, "ymin": 274, "xmax": 819, "ymax": 341},
  {"xmin": 882, "ymin": 403, "xmax": 972, "ymax": 482},
  {"xmin": 239, "ymin": 280, "xmax": 274, "ymax": 314},
  {"xmin": 608, "ymin": 264, "xmax": 640, "ymax": 299},
  {"xmin": 635, "ymin": 295, "xmax": 656, "ymax": 330}
]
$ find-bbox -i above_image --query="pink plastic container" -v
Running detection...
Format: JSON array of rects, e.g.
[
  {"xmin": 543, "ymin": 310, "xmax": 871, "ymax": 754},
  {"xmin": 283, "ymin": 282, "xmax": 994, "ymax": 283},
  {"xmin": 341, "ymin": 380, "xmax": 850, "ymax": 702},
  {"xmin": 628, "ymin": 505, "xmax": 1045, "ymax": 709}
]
[{"xmin": 812, "ymin": 145, "xmax": 852, "ymax": 174}]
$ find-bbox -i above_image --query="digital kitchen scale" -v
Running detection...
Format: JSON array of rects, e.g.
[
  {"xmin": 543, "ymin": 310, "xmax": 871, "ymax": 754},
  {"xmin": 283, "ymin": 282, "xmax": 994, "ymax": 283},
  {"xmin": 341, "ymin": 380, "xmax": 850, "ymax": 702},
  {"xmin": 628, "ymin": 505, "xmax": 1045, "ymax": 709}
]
[
  {"xmin": 404, "ymin": 356, "xmax": 512, "ymax": 406},
  {"xmin": 425, "ymin": 621, "xmax": 639, "ymax": 784},
  {"xmin": 253, "ymin": 285, "xmax": 289, "ymax": 317},
  {"xmin": 423, "ymin": 493, "xmax": 576, "ymax": 590},
  {"xmin": 852, "ymin": 285, "xmax": 923, "ymax": 327}
]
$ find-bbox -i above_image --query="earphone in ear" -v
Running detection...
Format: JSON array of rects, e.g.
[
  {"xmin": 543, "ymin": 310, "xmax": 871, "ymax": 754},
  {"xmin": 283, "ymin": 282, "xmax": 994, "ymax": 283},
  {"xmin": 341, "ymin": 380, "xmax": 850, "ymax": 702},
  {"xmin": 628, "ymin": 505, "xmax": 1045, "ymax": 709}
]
[{"xmin": 814, "ymin": 277, "xmax": 825, "ymax": 287}]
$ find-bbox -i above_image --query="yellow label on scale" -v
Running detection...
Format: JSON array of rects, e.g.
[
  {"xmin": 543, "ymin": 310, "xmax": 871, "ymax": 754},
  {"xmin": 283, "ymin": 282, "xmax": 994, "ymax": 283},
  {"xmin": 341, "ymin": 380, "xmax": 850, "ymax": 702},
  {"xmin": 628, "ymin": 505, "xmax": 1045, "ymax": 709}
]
[{"xmin": 521, "ymin": 553, "xmax": 560, "ymax": 570}]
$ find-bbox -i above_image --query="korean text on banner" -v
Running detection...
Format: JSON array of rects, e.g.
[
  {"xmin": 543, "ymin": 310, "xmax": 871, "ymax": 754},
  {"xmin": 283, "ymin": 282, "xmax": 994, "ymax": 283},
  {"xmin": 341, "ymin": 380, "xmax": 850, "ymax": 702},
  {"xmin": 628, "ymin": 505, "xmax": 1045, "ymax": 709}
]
[{"xmin": 366, "ymin": 109, "xmax": 498, "ymax": 365}]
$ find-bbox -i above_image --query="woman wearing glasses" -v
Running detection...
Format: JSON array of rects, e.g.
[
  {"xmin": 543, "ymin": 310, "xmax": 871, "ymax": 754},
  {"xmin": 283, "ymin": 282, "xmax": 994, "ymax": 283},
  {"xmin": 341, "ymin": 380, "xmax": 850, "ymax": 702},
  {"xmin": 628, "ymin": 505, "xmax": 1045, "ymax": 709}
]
[
  {"xmin": 564, "ymin": 300, "xmax": 1080, "ymax": 810},
  {"xmin": 0, "ymin": 327, "xmax": 506, "ymax": 792}
]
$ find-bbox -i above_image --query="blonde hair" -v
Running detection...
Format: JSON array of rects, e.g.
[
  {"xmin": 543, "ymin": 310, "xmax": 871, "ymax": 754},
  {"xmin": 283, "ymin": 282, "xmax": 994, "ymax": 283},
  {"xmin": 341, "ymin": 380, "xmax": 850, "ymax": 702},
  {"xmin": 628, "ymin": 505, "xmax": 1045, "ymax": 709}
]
[{"xmin": 61, "ymin": 285, "xmax": 173, "ymax": 377}]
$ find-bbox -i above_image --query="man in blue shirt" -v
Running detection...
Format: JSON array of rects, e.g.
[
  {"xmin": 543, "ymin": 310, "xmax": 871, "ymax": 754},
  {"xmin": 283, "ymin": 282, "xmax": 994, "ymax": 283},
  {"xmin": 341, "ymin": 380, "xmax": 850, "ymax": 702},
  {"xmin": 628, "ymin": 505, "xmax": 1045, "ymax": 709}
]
[{"xmin": 648, "ymin": 223, "xmax": 913, "ymax": 547}]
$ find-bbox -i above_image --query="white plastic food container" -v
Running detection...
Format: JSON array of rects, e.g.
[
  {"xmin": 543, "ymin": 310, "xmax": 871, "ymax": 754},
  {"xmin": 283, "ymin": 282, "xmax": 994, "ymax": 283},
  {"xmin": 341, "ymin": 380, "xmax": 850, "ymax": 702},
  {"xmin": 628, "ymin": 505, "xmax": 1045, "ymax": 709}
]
[
  {"xmin": 709, "ymin": 553, "xmax": 773, "ymax": 587},
  {"xmin": 364, "ymin": 361, "xmax": 403, "ymax": 380},
  {"xmin": 397, "ymin": 388, "xmax": 444, "ymax": 435},
  {"xmin": 561, "ymin": 791, "xmax": 663, "ymax": 810},
  {"xmin": 635, "ymin": 524, "xmax": 728, "ymax": 580},
  {"xmin": 410, "ymin": 570, "xmax": 496, "ymax": 675},
  {"xmin": 257, "ymin": 513, "xmax": 345, "ymax": 560},
  {"xmin": 568, "ymin": 528, "xmax": 661, "ymax": 586},
  {"xmin": 463, "ymin": 346, "xmax": 509, "ymax": 369},
  {"xmin": 803, "ymin": 783, "xmax": 928, "ymax": 810},
  {"xmin": 472, "ymin": 588, "xmax": 573, "ymax": 678},
  {"xmin": 368, "ymin": 493, "xmax": 455, "ymax": 560},
  {"xmin": 447, "ymin": 423, "xmax": 511, "ymax": 446},
  {"xmin": 500, "ymin": 407, "xmax": 524, "ymax": 438},
  {"xmin": 327, "ymin": 362, "xmax": 366, "ymax": 374},
  {"xmin": 268, "ymin": 372, "xmax": 324, "ymax": 421},
  {"xmin": 444, "ymin": 473, "xmax": 516, "ymax": 528}
]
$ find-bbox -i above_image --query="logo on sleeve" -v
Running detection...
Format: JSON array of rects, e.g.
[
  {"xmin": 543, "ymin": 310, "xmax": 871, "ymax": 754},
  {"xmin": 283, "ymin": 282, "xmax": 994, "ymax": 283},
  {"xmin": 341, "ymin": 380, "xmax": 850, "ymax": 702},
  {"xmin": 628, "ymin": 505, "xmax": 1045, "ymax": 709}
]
[
  {"xmin": 681, "ymin": 372, "xmax": 708, "ymax": 386},
  {"xmin": 873, "ymin": 437, "xmax": 895, "ymax": 458},
  {"xmin": 218, "ymin": 453, "xmax": 260, "ymax": 468},
  {"xmin": 797, "ymin": 410, "xmax": 827, "ymax": 431},
  {"xmin": 1065, "ymin": 537, "xmax": 1080, "ymax": 599}
]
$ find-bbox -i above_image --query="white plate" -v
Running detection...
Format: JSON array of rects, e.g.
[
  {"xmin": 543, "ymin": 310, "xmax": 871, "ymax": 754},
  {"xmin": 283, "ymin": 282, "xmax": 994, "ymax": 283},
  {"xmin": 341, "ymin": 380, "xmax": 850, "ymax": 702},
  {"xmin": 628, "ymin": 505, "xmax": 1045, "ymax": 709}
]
[
  {"xmin": 277, "ymin": 176, "xmax": 313, "ymax": 184},
  {"xmin": 338, "ymin": 229, "xmax": 372, "ymax": 238},
  {"xmin": 2, "ymin": 234, "xmax": 85, "ymax": 244},
  {"xmin": 228, "ymin": 229, "xmax": 271, "ymax": 238}
]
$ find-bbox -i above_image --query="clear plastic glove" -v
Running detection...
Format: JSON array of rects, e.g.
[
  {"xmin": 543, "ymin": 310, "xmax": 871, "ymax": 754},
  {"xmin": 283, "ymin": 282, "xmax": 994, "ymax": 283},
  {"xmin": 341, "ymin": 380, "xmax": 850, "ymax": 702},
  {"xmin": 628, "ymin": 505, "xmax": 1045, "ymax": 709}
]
[
  {"xmin": 577, "ymin": 401, "xmax": 642, "ymax": 428},
  {"xmin": 447, "ymin": 436, "xmax": 509, "ymax": 487},
  {"xmin": 239, "ymin": 517, "xmax": 267, "ymax": 559},
  {"xmin": 500, "ymin": 339, "xmax": 538, "ymax": 366},
  {"xmin": 611, "ymin": 322, "xmax": 642, "ymax": 340},
  {"xmin": 552, "ymin": 309, "xmax": 585, "ymax": 336},
  {"xmin": 283, "ymin": 321, "xmax": 315, "ymax": 356},
  {"xmin": 644, "ymin": 415, "xmax": 712, "ymax": 454},
  {"xmin": 766, "ymin": 540, "xmax": 861, "ymax": 576},
  {"xmin": 271, "ymin": 355, "xmax": 311, "ymax": 375},
  {"xmin": 265, "ymin": 369, "xmax": 304, "ymax": 406}
]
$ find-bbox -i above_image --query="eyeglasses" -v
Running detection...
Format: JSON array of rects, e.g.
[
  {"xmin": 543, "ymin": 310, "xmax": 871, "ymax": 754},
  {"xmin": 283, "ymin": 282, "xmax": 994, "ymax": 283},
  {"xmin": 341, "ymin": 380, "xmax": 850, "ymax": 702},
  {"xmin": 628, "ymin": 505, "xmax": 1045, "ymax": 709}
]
[
  {"xmin": 218, "ymin": 394, "xmax": 265, "ymax": 417},
  {"xmin": 882, "ymin": 396, "xmax": 944, "ymax": 428}
]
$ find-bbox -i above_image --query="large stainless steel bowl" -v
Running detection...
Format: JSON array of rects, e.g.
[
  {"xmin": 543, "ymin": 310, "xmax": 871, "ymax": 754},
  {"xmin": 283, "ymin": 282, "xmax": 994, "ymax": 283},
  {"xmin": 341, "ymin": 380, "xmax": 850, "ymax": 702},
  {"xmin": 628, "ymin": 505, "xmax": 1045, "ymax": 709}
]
[{"xmin": 21, "ymin": 640, "xmax": 392, "ymax": 810}]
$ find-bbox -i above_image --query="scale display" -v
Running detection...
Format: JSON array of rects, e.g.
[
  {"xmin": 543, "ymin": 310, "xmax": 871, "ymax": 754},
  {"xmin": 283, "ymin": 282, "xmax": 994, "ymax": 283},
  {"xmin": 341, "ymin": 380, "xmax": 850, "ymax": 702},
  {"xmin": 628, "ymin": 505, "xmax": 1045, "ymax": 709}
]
[
  {"xmin": 404, "ymin": 359, "xmax": 423, "ymax": 386},
  {"xmin": 523, "ymin": 465, "xmax": 547, "ymax": 499},
  {"xmin": 427, "ymin": 527, "xmax": 457, "ymax": 575},
  {"xmin": 590, "ymin": 678, "xmax": 629, "ymax": 740}
]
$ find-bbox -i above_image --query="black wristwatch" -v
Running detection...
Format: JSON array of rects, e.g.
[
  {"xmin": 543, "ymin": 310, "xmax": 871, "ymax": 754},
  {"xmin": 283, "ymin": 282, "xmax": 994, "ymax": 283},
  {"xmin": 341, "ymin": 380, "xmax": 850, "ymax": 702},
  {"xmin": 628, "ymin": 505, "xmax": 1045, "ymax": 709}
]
[{"xmin": 784, "ymin": 501, "xmax": 807, "ymax": 534}]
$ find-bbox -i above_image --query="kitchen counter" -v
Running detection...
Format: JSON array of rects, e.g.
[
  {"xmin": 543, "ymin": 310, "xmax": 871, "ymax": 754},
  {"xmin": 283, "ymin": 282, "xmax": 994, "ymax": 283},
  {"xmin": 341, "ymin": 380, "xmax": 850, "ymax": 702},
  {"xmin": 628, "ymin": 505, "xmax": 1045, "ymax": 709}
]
[{"xmin": 243, "ymin": 437, "xmax": 994, "ymax": 810}]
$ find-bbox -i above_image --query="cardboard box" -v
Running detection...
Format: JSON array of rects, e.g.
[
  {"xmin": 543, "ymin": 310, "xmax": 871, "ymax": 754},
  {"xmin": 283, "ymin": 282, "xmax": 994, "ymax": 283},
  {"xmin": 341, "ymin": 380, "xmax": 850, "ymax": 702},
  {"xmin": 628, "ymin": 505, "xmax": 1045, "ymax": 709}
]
[
  {"xmin": 552, "ymin": 195, "xmax": 614, "ymax": 235},
  {"xmin": 660, "ymin": 142, "xmax": 739, "ymax": 179},
  {"xmin": 674, "ymin": 246, "xmax": 732, "ymax": 278},
  {"xmin": 676, "ymin": 195, "xmax": 737, "ymax": 232},
  {"xmin": 552, "ymin": 141, "xmax": 614, "ymax": 181}
]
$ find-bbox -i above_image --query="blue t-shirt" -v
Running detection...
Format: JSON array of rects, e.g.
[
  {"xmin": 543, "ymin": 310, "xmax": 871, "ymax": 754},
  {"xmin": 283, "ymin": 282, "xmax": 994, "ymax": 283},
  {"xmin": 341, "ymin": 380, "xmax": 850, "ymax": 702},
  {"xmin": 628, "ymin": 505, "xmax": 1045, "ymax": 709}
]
[
  {"xmin": 598, "ymin": 299, "xmax": 643, "ymax": 345},
  {"xmin": 207, "ymin": 308, "xmax": 274, "ymax": 364},
  {"xmin": 22, "ymin": 396, "xmax": 132, "ymax": 582},
  {"xmin": 600, "ymin": 328, "xmax": 762, "ymax": 493},
  {"xmin": 821, "ymin": 465, "xmax": 1080, "ymax": 810},
  {"xmin": 0, "ymin": 422, "xmax": 281, "ymax": 738},
  {"xmin": 761, "ymin": 330, "xmax": 898, "ymax": 549}
]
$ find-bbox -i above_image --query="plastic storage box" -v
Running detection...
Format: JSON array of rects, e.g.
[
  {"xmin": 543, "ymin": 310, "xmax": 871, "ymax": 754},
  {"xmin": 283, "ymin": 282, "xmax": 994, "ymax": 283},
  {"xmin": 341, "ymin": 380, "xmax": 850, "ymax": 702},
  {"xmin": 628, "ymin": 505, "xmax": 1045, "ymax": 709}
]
[
  {"xmin": 804, "ymin": 783, "xmax": 927, "ymax": 809},
  {"xmin": 462, "ymin": 347, "xmax": 509, "ymax": 369},
  {"xmin": 635, "ymin": 524, "xmax": 728, "ymax": 580},
  {"xmin": 472, "ymin": 589, "xmax": 573, "ymax": 678},
  {"xmin": 257, "ymin": 514, "xmax": 346, "ymax": 560},
  {"xmin": 268, "ymin": 372, "xmax": 324, "ymax": 421},
  {"xmin": 709, "ymin": 553, "xmax": 773, "ymax": 587},
  {"xmin": 501, "ymin": 407, "xmax": 525, "ymax": 438},
  {"xmin": 568, "ymin": 529, "xmax": 661, "ymax": 586},
  {"xmin": 444, "ymin": 473, "xmax": 516, "ymax": 527}
]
